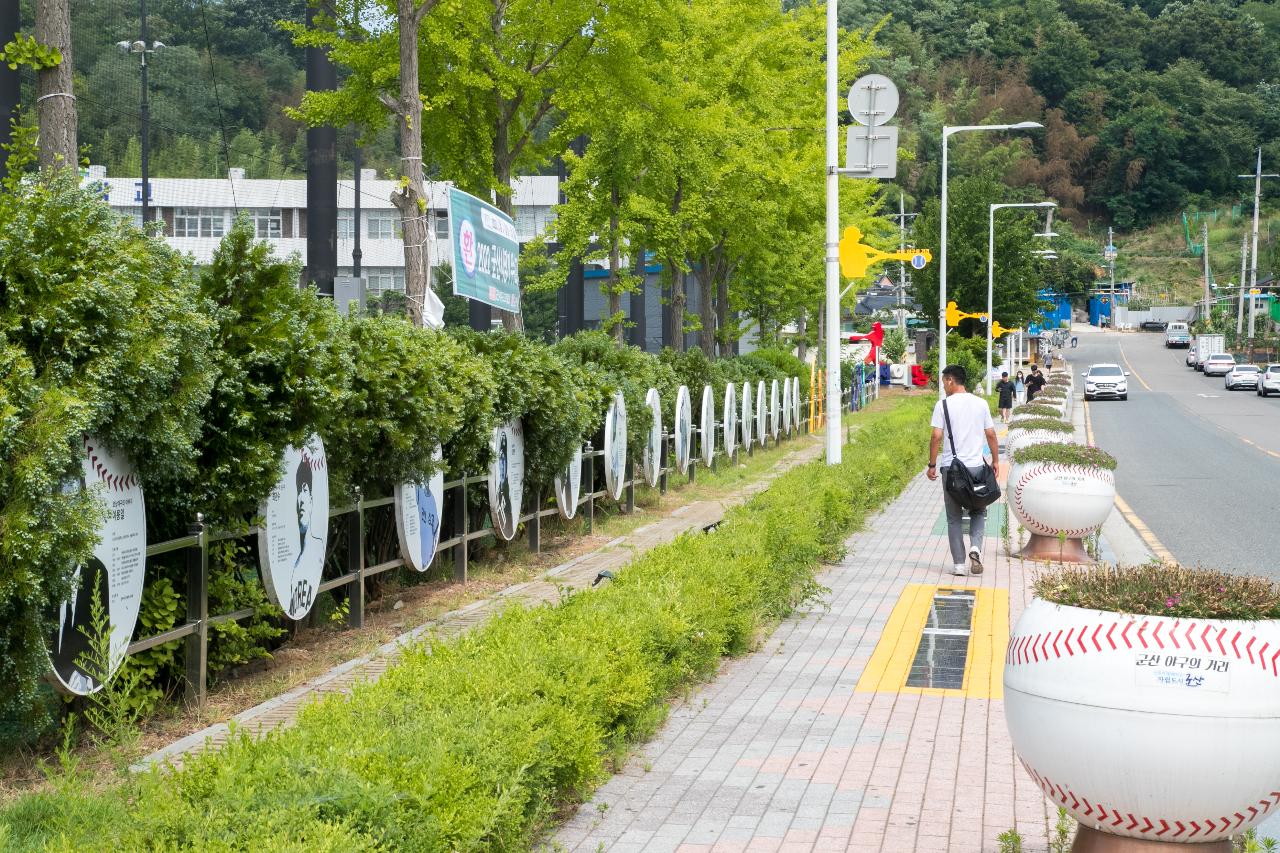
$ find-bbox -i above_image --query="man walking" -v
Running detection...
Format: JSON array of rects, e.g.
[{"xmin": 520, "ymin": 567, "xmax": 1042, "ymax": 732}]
[
  {"xmin": 995, "ymin": 371, "xmax": 1015, "ymax": 423},
  {"xmin": 1025, "ymin": 365, "xmax": 1046, "ymax": 401},
  {"xmin": 926, "ymin": 365, "xmax": 1000, "ymax": 576}
]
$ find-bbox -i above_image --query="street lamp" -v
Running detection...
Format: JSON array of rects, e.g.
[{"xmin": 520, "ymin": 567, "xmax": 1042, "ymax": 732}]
[
  {"xmin": 986, "ymin": 201, "xmax": 1056, "ymax": 393},
  {"xmin": 938, "ymin": 121, "xmax": 1042, "ymax": 397},
  {"xmin": 117, "ymin": 12, "xmax": 166, "ymax": 226}
]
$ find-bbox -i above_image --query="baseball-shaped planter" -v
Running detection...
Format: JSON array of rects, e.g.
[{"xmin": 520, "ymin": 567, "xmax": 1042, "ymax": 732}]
[
  {"xmin": 1009, "ymin": 459, "xmax": 1114, "ymax": 562},
  {"xmin": 1006, "ymin": 428, "xmax": 1075, "ymax": 457},
  {"xmin": 1006, "ymin": 598, "xmax": 1280, "ymax": 846}
]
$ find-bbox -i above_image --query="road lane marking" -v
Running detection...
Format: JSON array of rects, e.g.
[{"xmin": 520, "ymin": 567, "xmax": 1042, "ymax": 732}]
[{"xmin": 1116, "ymin": 342, "xmax": 1152, "ymax": 391}]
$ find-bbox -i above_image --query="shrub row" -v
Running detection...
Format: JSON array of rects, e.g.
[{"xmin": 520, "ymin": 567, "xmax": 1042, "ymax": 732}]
[
  {"xmin": 0, "ymin": 396, "xmax": 934, "ymax": 852},
  {"xmin": 0, "ymin": 172, "xmax": 805, "ymax": 748}
]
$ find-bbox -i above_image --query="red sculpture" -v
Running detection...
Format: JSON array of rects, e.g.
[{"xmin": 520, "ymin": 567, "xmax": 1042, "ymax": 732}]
[{"xmin": 847, "ymin": 322, "xmax": 886, "ymax": 365}]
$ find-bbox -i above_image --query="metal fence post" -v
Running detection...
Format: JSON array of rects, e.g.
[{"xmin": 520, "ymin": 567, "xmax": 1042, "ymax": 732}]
[
  {"xmin": 586, "ymin": 442, "xmax": 595, "ymax": 534},
  {"xmin": 183, "ymin": 514, "xmax": 208, "ymax": 707},
  {"xmin": 659, "ymin": 430, "xmax": 669, "ymax": 495},
  {"xmin": 346, "ymin": 488, "xmax": 365, "ymax": 628},
  {"xmin": 453, "ymin": 478, "xmax": 468, "ymax": 583},
  {"xmin": 625, "ymin": 453, "xmax": 635, "ymax": 513}
]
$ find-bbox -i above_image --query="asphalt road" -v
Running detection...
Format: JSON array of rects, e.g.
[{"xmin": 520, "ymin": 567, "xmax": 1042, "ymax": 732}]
[{"xmin": 1066, "ymin": 327, "xmax": 1280, "ymax": 578}]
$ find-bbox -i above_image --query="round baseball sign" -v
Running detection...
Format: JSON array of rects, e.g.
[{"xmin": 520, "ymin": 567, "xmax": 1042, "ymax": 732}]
[
  {"xmin": 642, "ymin": 387, "xmax": 662, "ymax": 488},
  {"xmin": 393, "ymin": 444, "xmax": 445, "ymax": 573},
  {"xmin": 792, "ymin": 377, "xmax": 802, "ymax": 429},
  {"xmin": 488, "ymin": 420, "xmax": 526, "ymax": 541},
  {"xmin": 555, "ymin": 444, "xmax": 583, "ymax": 520},
  {"xmin": 603, "ymin": 392, "xmax": 628, "ymax": 502},
  {"xmin": 740, "ymin": 381, "xmax": 753, "ymax": 450},
  {"xmin": 259, "ymin": 434, "xmax": 329, "ymax": 621},
  {"xmin": 700, "ymin": 385, "xmax": 715, "ymax": 466},
  {"xmin": 674, "ymin": 385, "xmax": 692, "ymax": 474},
  {"xmin": 782, "ymin": 377, "xmax": 792, "ymax": 435},
  {"xmin": 722, "ymin": 382, "xmax": 737, "ymax": 456},
  {"xmin": 911, "ymin": 252, "xmax": 927, "ymax": 270},
  {"xmin": 47, "ymin": 436, "xmax": 147, "ymax": 696},
  {"xmin": 755, "ymin": 381, "xmax": 767, "ymax": 446},
  {"xmin": 770, "ymin": 379, "xmax": 780, "ymax": 440}
]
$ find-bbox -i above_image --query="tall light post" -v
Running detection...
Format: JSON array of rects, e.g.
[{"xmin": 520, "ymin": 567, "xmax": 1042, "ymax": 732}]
[
  {"xmin": 938, "ymin": 121, "xmax": 1042, "ymax": 398},
  {"xmin": 986, "ymin": 201, "xmax": 1056, "ymax": 393},
  {"xmin": 1239, "ymin": 148, "xmax": 1278, "ymax": 343},
  {"xmin": 117, "ymin": 19, "xmax": 165, "ymax": 225},
  {"xmin": 823, "ymin": 0, "xmax": 840, "ymax": 463}
]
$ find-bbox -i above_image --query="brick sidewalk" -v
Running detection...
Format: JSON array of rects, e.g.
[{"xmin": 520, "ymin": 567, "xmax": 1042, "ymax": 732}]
[{"xmin": 552, "ymin": 439, "xmax": 1060, "ymax": 852}]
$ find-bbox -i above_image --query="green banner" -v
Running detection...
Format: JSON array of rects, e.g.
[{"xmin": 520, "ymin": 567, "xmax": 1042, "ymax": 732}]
[{"xmin": 449, "ymin": 187, "xmax": 521, "ymax": 314}]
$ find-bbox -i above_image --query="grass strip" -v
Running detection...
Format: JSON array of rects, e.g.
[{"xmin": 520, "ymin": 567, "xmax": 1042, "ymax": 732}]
[{"xmin": 0, "ymin": 396, "xmax": 934, "ymax": 853}]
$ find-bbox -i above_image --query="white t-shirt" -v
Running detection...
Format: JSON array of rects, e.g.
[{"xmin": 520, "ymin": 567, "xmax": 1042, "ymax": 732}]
[{"xmin": 931, "ymin": 391, "xmax": 994, "ymax": 468}]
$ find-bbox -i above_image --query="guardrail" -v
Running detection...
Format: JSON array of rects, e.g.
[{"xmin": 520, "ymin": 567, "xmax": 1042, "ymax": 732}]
[{"xmin": 125, "ymin": 406, "xmax": 817, "ymax": 706}]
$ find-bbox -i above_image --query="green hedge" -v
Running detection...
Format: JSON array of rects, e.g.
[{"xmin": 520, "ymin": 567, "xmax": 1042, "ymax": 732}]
[{"xmin": 0, "ymin": 397, "xmax": 933, "ymax": 852}]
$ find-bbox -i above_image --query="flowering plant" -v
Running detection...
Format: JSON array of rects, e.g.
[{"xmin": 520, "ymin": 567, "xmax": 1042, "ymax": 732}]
[{"xmin": 1035, "ymin": 564, "xmax": 1280, "ymax": 620}]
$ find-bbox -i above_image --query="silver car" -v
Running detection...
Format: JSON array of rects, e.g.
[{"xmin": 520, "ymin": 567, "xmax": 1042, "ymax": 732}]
[
  {"xmin": 1258, "ymin": 364, "xmax": 1280, "ymax": 397},
  {"xmin": 1201, "ymin": 353, "xmax": 1237, "ymax": 377},
  {"xmin": 1225, "ymin": 364, "xmax": 1260, "ymax": 390},
  {"xmin": 1082, "ymin": 363, "xmax": 1129, "ymax": 401}
]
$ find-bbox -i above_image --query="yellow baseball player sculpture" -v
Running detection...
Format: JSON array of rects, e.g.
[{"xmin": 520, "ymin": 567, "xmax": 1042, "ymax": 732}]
[{"xmin": 838, "ymin": 225, "xmax": 933, "ymax": 279}]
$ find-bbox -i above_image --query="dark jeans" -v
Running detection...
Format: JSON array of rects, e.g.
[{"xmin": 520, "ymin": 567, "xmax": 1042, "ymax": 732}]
[{"xmin": 941, "ymin": 467, "xmax": 986, "ymax": 564}]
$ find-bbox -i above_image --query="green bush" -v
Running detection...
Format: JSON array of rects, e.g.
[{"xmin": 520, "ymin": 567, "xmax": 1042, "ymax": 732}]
[
  {"xmin": 1011, "ymin": 441, "xmax": 1117, "ymax": 470},
  {"xmin": 1035, "ymin": 564, "xmax": 1280, "ymax": 620},
  {"xmin": 0, "ymin": 169, "xmax": 216, "ymax": 749},
  {"xmin": 0, "ymin": 397, "xmax": 934, "ymax": 852}
]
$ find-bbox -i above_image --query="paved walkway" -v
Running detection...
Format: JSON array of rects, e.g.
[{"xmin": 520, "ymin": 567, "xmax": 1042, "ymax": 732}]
[
  {"xmin": 136, "ymin": 437, "xmax": 823, "ymax": 772},
  {"xmin": 552, "ymin": 403, "xmax": 1150, "ymax": 852}
]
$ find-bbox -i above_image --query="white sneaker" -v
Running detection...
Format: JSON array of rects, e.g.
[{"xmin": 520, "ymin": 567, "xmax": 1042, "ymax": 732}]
[{"xmin": 951, "ymin": 564, "xmax": 969, "ymax": 576}]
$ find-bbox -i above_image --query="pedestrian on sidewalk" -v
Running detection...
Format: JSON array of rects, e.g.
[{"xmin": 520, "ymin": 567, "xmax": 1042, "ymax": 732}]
[
  {"xmin": 1025, "ymin": 365, "xmax": 1046, "ymax": 401},
  {"xmin": 995, "ymin": 371, "xmax": 1015, "ymax": 422},
  {"xmin": 927, "ymin": 364, "xmax": 1000, "ymax": 576},
  {"xmin": 1014, "ymin": 370, "xmax": 1026, "ymax": 405}
]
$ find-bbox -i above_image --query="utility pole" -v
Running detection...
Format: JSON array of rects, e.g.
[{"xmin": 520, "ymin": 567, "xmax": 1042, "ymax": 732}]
[
  {"xmin": 35, "ymin": 0, "xmax": 76, "ymax": 171},
  {"xmin": 1239, "ymin": 149, "xmax": 1279, "ymax": 338},
  {"xmin": 1237, "ymin": 235, "xmax": 1248, "ymax": 337},
  {"xmin": 1108, "ymin": 226, "xmax": 1116, "ymax": 291},
  {"xmin": 305, "ymin": 3, "xmax": 338, "ymax": 297},
  {"xmin": 1203, "ymin": 222, "xmax": 1211, "ymax": 310},
  {"xmin": 0, "ymin": 0, "xmax": 19, "ymax": 179},
  {"xmin": 139, "ymin": 0, "xmax": 152, "ymax": 223}
]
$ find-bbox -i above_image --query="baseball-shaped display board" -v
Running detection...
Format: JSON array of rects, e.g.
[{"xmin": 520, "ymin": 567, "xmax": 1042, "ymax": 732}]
[
  {"xmin": 700, "ymin": 385, "xmax": 716, "ymax": 466},
  {"xmin": 770, "ymin": 379, "xmax": 781, "ymax": 440},
  {"xmin": 488, "ymin": 420, "xmax": 526, "ymax": 541},
  {"xmin": 755, "ymin": 381, "xmax": 767, "ymax": 446},
  {"xmin": 782, "ymin": 378, "xmax": 792, "ymax": 435},
  {"xmin": 740, "ymin": 382, "xmax": 753, "ymax": 449},
  {"xmin": 673, "ymin": 385, "xmax": 693, "ymax": 474},
  {"xmin": 257, "ymin": 432, "xmax": 327, "ymax": 617},
  {"xmin": 47, "ymin": 436, "xmax": 147, "ymax": 696},
  {"xmin": 259, "ymin": 435, "xmax": 329, "ymax": 621},
  {"xmin": 792, "ymin": 377, "xmax": 802, "ymax": 428},
  {"xmin": 603, "ymin": 392, "xmax": 628, "ymax": 501},
  {"xmin": 1009, "ymin": 460, "xmax": 1115, "ymax": 540},
  {"xmin": 393, "ymin": 445, "xmax": 445, "ymax": 573},
  {"xmin": 722, "ymin": 382, "xmax": 737, "ymax": 456},
  {"xmin": 554, "ymin": 444, "xmax": 583, "ymax": 520},
  {"xmin": 642, "ymin": 387, "xmax": 662, "ymax": 488}
]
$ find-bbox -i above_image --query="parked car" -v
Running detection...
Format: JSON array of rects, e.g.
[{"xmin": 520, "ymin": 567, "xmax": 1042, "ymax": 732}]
[
  {"xmin": 1225, "ymin": 364, "xmax": 1260, "ymax": 390},
  {"xmin": 1202, "ymin": 353, "xmax": 1238, "ymax": 377},
  {"xmin": 1258, "ymin": 364, "xmax": 1280, "ymax": 397},
  {"xmin": 1141, "ymin": 320, "xmax": 1168, "ymax": 331},
  {"xmin": 1082, "ymin": 363, "xmax": 1129, "ymax": 401},
  {"xmin": 1186, "ymin": 348, "xmax": 1200, "ymax": 368},
  {"xmin": 1165, "ymin": 322, "xmax": 1192, "ymax": 348}
]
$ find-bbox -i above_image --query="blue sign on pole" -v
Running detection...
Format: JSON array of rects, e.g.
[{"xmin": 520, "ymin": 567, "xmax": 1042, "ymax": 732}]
[{"xmin": 449, "ymin": 187, "xmax": 521, "ymax": 314}]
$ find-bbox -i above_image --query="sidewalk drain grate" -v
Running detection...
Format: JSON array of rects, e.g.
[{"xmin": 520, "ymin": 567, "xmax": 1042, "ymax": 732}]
[{"xmin": 905, "ymin": 589, "xmax": 974, "ymax": 690}]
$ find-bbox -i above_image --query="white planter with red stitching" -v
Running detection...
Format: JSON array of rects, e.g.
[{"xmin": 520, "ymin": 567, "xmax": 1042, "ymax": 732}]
[
  {"xmin": 1008, "ymin": 460, "xmax": 1114, "ymax": 539},
  {"xmin": 1006, "ymin": 598, "xmax": 1280, "ymax": 843}
]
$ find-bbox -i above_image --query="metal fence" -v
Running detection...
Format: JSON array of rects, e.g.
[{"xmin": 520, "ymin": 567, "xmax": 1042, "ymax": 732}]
[{"xmin": 126, "ymin": 402, "xmax": 818, "ymax": 706}]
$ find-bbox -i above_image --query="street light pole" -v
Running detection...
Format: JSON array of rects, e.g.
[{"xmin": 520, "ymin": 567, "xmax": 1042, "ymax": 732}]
[
  {"xmin": 118, "ymin": 25, "xmax": 164, "ymax": 226},
  {"xmin": 1238, "ymin": 235, "xmax": 1248, "ymax": 337},
  {"xmin": 823, "ymin": 0, "xmax": 840, "ymax": 464},
  {"xmin": 986, "ymin": 201, "xmax": 1056, "ymax": 394},
  {"xmin": 937, "ymin": 121, "xmax": 1042, "ymax": 399}
]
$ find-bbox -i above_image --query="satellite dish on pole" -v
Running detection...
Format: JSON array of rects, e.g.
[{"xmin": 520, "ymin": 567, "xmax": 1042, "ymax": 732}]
[{"xmin": 848, "ymin": 74, "xmax": 900, "ymax": 127}]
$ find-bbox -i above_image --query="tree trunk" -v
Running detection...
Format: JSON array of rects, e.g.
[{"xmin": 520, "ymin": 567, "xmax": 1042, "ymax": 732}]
[
  {"xmin": 698, "ymin": 259, "xmax": 714, "ymax": 357},
  {"xmin": 669, "ymin": 261, "xmax": 686, "ymax": 352},
  {"xmin": 797, "ymin": 310, "xmax": 808, "ymax": 361},
  {"xmin": 607, "ymin": 183, "xmax": 622, "ymax": 344},
  {"xmin": 35, "ymin": 0, "xmax": 76, "ymax": 171},
  {"xmin": 715, "ymin": 271, "xmax": 729, "ymax": 358},
  {"xmin": 388, "ymin": 0, "xmax": 434, "ymax": 328}
]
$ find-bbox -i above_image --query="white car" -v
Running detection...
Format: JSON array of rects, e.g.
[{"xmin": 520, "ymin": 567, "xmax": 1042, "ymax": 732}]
[
  {"xmin": 1258, "ymin": 364, "xmax": 1280, "ymax": 397},
  {"xmin": 1082, "ymin": 363, "xmax": 1129, "ymax": 401},
  {"xmin": 1201, "ymin": 353, "xmax": 1237, "ymax": 377},
  {"xmin": 1225, "ymin": 364, "xmax": 1260, "ymax": 390}
]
